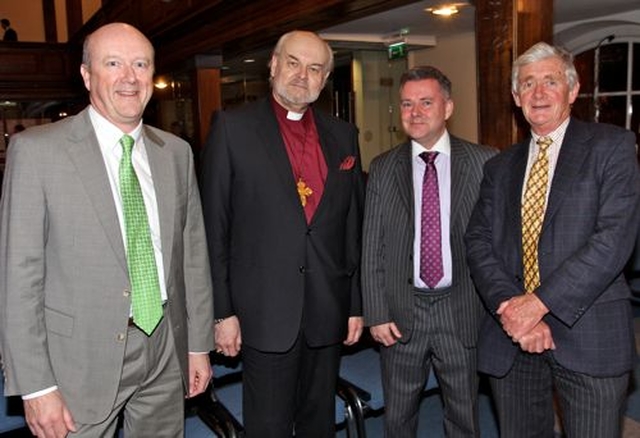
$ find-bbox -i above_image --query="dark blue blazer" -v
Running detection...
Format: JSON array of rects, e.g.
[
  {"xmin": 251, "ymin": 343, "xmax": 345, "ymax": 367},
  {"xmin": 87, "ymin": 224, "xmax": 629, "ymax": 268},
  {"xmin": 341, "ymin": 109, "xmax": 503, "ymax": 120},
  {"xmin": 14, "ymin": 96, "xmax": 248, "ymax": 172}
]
[{"xmin": 465, "ymin": 117, "xmax": 640, "ymax": 377}]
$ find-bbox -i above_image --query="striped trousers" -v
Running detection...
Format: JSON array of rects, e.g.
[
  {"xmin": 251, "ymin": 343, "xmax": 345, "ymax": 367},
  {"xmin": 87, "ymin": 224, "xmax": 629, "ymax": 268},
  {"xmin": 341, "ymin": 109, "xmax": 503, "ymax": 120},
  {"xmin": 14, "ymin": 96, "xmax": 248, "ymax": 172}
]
[
  {"xmin": 490, "ymin": 350, "xmax": 629, "ymax": 438},
  {"xmin": 380, "ymin": 290, "xmax": 480, "ymax": 438}
]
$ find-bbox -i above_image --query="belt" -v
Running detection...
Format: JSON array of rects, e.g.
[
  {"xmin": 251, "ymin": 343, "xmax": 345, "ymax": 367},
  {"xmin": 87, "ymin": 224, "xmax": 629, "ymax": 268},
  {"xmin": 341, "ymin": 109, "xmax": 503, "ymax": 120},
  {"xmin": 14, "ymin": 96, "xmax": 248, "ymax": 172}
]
[{"xmin": 413, "ymin": 286, "xmax": 451, "ymax": 296}]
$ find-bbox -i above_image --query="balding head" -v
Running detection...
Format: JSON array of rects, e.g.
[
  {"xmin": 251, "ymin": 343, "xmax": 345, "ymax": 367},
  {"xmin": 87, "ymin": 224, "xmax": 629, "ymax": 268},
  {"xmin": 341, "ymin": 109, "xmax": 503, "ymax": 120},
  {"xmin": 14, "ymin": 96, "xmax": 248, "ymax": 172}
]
[{"xmin": 80, "ymin": 23, "xmax": 155, "ymax": 132}]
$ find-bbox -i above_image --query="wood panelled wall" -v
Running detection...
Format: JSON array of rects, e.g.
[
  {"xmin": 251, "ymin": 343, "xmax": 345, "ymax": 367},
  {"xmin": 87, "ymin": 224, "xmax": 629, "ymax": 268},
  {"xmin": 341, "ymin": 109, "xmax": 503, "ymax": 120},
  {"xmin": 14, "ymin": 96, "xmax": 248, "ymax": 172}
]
[
  {"xmin": 0, "ymin": 43, "xmax": 78, "ymax": 101},
  {"xmin": 70, "ymin": 0, "xmax": 421, "ymax": 72},
  {"xmin": 476, "ymin": 0, "xmax": 553, "ymax": 149}
]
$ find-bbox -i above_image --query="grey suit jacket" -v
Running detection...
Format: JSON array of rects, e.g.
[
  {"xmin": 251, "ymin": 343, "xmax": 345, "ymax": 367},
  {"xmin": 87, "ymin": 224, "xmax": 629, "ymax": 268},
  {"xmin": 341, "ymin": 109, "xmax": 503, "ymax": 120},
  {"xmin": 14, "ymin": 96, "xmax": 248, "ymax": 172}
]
[
  {"xmin": 362, "ymin": 135, "xmax": 497, "ymax": 346},
  {"xmin": 0, "ymin": 107, "xmax": 214, "ymax": 422},
  {"xmin": 465, "ymin": 117, "xmax": 640, "ymax": 377}
]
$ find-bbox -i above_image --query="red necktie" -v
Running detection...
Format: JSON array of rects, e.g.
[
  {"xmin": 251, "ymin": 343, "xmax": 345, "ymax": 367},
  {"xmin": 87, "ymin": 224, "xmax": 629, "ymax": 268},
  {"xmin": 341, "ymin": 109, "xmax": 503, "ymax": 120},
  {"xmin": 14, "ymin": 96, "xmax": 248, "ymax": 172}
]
[{"xmin": 420, "ymin": 152, "xmax": 443, "ymax": 288}]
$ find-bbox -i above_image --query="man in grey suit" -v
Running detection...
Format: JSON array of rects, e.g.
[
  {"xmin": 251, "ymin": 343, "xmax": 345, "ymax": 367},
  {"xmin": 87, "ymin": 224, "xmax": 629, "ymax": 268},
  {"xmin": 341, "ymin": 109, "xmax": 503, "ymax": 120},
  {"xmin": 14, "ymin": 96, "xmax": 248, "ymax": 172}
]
[
  {"xmin": 0, "ymin": 22, "xmax": 214, "ymax": 437},
  {"xmin": 465, "ymin": 42, "xmax": 640, "ymax": 437},
  {"xmin": 362, "ymin": 66, "xmax": 496, "ymax": 437}
]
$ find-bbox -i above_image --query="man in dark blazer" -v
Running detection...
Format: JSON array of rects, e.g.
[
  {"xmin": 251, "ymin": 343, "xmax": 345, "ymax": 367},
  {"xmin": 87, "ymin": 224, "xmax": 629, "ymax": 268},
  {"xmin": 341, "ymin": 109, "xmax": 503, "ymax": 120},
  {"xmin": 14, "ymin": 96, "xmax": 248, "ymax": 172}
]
[
  {"xmin": 362, "ymin": 66, "xmax": 496, "ymax": 437},
  {"xmin": 465, "ymin": 42, "xmax": 640, "ymax": 438},
  {"xmin": 200, "ymin": 30, "xmax": 364, "ymax": 437},
  {"xmin": 0, "ymin": 23, "xmax": 214, "ymax": 437}
]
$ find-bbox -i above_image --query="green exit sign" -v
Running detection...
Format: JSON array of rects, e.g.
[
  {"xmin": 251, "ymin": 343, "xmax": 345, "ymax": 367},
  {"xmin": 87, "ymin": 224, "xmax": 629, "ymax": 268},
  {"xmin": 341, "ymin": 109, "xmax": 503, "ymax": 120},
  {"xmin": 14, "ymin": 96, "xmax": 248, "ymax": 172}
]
[{"xmin": 388, "ymin": 42, "xmax": 407, "ymax": 60}]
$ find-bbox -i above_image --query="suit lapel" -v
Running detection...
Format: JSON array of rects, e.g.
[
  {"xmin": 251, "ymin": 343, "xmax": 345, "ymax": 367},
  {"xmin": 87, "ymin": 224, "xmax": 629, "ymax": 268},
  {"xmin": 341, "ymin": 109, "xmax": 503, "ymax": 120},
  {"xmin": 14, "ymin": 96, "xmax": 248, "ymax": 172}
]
[
  {"xmin": 65, "ymin": 109, "xmax": 127, "ymax": 273},
  {"xmin": 144, "ymin": 127, "xmax": 175, "ymax": 280},
  {"xmin": 450, "ymin": 138, "xmax": 470, "ymax": 229},
  {"xmin": 543, "ymin": 118, "xmax": 588, "ymax": 232},
  {"xmin": 508, "ymin": 140, "xmax": 530, "ymax": 260},
  {"xmin": 393, "ymin": 142, "xmax": 413, "ymax": 217},
  {"xmin": 254, "ymin": 99, "xmax": 305, "ymax": 214},
  {"xmin": 311, "ymin": 110, "xmax": 341, "ymax": 223}
]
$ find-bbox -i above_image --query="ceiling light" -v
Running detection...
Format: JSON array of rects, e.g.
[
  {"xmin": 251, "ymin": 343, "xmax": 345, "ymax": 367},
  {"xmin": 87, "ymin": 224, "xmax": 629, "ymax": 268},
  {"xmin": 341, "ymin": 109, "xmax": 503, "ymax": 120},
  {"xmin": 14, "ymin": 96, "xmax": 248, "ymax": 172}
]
[
  {"xmin": 154, "ymin": 78, "xmax": 169, "ymax": 89},
  {"xmin": 427, "ymin": 4, "xmax": 461, "ymax": 17}
]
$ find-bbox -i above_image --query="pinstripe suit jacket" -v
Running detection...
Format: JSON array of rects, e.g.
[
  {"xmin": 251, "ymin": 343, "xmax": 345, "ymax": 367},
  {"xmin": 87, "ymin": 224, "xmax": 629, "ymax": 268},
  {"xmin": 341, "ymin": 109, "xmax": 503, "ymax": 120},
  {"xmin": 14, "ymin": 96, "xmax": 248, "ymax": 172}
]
[
  {"xmin": 465, "ymin": 118, "xmax": 640, "ymax": 377},
  {"xmin": 362, "ymin": 135, "xmax": 497, "ymax": 346}
]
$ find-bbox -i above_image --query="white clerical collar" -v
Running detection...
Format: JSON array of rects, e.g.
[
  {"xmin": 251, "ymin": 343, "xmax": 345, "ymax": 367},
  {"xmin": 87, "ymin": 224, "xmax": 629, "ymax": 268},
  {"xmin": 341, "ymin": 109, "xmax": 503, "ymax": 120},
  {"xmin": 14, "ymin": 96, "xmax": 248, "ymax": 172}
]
[{"xmin": 286, "ymin": 111, "xmax": 304, "ymax": 121}]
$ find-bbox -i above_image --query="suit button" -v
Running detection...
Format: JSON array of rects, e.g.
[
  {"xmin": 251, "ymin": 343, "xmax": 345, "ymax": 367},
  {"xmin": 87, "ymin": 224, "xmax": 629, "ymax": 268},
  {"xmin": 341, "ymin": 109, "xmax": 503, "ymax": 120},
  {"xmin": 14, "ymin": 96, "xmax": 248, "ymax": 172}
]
[
  {"xmin": 306, "ymin": 228, "xmax": 312, "ymax": 235},
  {"xmin": 299, "ymin": 266, "xmax": 306, "ymax": 273},
  {"xmin": 116, "ymin": 333, "xmax": 126, "ymax": 342},
  {"xmin": 407, "ymin": 278, "xmax": 412, "ymax": 284}
]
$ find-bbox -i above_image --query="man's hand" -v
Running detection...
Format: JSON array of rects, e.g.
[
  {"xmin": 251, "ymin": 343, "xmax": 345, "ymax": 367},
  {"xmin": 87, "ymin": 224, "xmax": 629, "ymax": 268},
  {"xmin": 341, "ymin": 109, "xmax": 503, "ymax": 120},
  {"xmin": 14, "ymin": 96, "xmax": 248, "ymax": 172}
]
[
  {"xmin": 370, "ymin": 322, "xmax": 402, "ymax": 347},
  {"xmin": 497, "ymin": 293, "xmax": 549, "ymax": 341},
  {"xmin": 187, "ymin": 353, "xmax": 212, "ymax": 398},
  {"xmin": 214, "ymin": 316, "xmax": 242, "ymax": 357},
  {"xmin": 517, "ymin": 321, "xmax": 556, "ymax": 353},
  {"xmin": 344, "ymin": 316, "xmax": 364, "ymax": 346},
  {"xmin": 23, "ymin": 390, "xmax": 75, "ymax": 438}
]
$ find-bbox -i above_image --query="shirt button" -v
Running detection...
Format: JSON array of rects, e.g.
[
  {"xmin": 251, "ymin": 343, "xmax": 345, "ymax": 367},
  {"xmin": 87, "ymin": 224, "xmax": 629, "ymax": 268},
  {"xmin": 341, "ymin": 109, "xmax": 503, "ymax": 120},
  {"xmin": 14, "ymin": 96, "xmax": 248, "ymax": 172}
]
[{"xmin": 123, "ymin": 289, "xmax": 130, "ymax": 297}]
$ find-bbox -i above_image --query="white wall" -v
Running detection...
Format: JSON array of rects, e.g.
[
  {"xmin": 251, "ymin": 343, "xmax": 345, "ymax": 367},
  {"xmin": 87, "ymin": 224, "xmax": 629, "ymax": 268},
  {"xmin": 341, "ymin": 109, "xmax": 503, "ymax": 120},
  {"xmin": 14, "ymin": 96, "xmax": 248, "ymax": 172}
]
[
  {"xmin": 353, "ymin": 51, "xmax": 408, "ymax": 171},
  {"xmin": 409, "ymin": 32, "xmax": 479, "ymax": 145}
]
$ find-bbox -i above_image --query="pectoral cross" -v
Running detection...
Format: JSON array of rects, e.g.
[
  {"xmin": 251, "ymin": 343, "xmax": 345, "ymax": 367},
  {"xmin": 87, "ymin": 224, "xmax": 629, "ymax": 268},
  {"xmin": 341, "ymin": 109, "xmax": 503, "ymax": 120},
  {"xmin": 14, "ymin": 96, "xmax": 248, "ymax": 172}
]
[{"xmin": 297, "ymin": 178, "xmax": 313, "ymax": 207}]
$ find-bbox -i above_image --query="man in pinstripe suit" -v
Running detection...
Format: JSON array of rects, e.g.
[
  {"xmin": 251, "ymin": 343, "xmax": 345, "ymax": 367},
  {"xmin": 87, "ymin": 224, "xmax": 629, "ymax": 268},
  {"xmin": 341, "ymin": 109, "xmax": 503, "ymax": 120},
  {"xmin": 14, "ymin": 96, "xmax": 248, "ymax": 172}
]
[
  {"xmin": 362, "ymin": 66, "xmax": 497, "ymax": 437},
  {"xmin": 465, "ymin": 42, "xmax": 640, "ymax": 437}
]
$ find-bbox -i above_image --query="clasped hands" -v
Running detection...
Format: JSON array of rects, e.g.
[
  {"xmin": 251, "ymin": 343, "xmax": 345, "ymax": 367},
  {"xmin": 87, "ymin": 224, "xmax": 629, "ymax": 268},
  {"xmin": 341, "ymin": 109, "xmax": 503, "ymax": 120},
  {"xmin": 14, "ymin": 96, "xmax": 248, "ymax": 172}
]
[{"xmin": 497, "ymin": 293, "xmax": 556, "ymax": 353}]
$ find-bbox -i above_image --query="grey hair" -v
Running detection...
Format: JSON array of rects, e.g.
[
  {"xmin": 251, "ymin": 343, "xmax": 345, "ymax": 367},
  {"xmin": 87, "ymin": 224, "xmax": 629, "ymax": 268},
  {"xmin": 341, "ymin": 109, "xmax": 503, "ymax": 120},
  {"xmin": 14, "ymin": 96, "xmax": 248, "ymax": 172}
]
[
  {"xmin": 512, "ymin": 42, "xmax": 579, "ymax": 93},
  {"xmin": 82, "ymin": 34, "xmax": 92, "ymax": 66}
]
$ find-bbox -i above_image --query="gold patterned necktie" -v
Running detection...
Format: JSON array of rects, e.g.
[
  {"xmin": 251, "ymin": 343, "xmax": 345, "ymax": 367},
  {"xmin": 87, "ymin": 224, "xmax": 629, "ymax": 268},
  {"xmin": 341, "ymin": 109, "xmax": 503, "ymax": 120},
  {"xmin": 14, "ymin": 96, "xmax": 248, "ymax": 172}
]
[
  {"xmin": 521, "ymin": 136, "xmax": 552, "ymax": 293},
  {"xmin": 119, "ymin": 134, "xmax": 163, "ymax": 335}
]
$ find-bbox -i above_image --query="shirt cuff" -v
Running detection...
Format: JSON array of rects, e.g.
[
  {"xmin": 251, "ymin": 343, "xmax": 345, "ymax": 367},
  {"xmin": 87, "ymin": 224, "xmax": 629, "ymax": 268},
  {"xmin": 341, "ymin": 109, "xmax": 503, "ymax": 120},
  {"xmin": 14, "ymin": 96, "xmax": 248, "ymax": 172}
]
[{"xmin": 22, "ymin": 386, "xmax": 58, "ymax": 400}]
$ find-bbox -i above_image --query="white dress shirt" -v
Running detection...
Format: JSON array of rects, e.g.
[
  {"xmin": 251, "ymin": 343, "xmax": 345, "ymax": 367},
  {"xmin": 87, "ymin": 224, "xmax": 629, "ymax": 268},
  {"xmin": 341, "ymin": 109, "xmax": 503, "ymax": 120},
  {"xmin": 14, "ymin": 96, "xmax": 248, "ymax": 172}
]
[{"xmin": 522, "ymin": 117, "xmax": 570, "ymax": 205}]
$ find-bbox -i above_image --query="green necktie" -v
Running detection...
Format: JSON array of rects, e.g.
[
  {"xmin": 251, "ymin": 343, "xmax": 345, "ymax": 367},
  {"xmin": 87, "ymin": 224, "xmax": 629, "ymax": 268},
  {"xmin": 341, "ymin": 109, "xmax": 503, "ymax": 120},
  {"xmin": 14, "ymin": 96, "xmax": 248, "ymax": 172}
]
[{"xmin": 119, "ymin": 134, "xmax": 163, "ymax": 335}]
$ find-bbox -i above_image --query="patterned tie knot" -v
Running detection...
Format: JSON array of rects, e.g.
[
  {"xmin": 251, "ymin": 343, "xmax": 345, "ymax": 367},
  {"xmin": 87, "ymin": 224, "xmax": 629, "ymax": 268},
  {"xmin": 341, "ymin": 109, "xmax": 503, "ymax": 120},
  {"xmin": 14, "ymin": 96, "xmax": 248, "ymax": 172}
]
[
  {"xmin": 120, "ymin": 134, "xmax": 135, "ymax": 157},
  {"xmin": 536, "ymin": 136, "xmax": 552, "ymax": 152},
  {"xmin": 420, "ymin": 151, "xmax": 438, "ymax": 165}
]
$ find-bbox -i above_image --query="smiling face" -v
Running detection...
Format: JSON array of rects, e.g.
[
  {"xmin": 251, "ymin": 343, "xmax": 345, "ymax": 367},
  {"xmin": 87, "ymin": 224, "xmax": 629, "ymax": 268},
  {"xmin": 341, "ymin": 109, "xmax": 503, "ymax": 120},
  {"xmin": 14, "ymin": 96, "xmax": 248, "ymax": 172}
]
[
  {"xmin": 399, "ymin": 78, "xmax": 453, "ymax": 150},
  {"xmin": 269, "ymin": 31, "xmax": 331, "ymax": 112},
  {"xmin": 80, "ymin": 23, "xmax": 155, "ymax": 133},
  {"xmin": 513, "ymin": 56, "xmax": 579, "ymax": 136}
]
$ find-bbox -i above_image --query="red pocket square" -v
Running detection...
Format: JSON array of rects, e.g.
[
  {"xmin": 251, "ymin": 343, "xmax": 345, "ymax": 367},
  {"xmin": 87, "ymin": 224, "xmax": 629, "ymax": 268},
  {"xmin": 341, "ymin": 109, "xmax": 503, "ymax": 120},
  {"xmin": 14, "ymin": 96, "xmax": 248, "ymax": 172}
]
[{"xmin": 339, "ymin": 155, "xmax": 356, "ymax": 170}]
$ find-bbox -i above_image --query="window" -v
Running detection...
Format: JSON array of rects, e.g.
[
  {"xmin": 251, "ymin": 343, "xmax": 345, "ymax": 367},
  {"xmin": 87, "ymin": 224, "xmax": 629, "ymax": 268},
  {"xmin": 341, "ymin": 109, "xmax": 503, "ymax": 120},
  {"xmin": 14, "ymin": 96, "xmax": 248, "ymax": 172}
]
[{"xmin": 573, "ymin": 40, "xmax": 640, "ymax": 147}]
